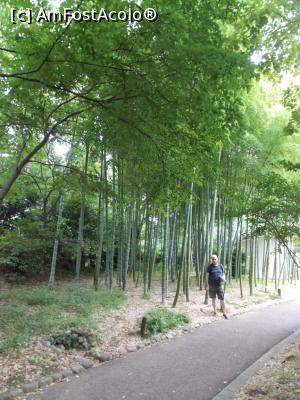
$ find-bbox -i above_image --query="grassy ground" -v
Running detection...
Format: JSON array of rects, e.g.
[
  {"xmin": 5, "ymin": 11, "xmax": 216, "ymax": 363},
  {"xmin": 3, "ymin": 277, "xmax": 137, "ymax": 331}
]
[
  {"xmin": 0, "ymin": 277, "xmax": 288, "ymax": 356},
  {"xmin": 235, "ymin": 334, "xmax": 300, "ymax": 400},
  {"xmin": 0, "ymin": 283, "xmax": 125, "ymax": 354},
  {"xmin": 0, "ymin": 277, "xmax": 298, "ymax": 395}
]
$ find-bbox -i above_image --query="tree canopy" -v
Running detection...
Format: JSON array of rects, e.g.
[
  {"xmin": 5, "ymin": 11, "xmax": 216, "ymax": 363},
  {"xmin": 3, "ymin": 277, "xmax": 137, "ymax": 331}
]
[{"xmin": 0, "ymin": 0, "xmax": 299, "ymax": 293}]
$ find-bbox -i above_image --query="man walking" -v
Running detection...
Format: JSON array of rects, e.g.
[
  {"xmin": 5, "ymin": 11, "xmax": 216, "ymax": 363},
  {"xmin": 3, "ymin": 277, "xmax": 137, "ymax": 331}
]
[{"xmin": 206, "ymin": 255, "xmax": 228, "ymax": 319}]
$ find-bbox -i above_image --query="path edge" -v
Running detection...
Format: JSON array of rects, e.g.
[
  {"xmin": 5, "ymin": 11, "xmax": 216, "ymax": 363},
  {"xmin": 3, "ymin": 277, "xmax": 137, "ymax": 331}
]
[{"xmin": 212, "ymin": 327, "xmax": 300, "ymax": 400}]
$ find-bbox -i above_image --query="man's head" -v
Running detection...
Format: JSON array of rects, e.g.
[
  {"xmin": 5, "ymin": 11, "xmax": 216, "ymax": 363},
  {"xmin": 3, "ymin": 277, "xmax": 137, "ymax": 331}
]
[{"xmin": 211, "ymin": 255, "xmax": 218, "ymax": 265}]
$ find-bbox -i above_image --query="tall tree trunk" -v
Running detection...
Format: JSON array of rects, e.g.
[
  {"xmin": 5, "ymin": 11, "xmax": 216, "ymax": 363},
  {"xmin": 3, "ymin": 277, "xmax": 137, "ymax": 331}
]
[
  {"xmin": 122, "ymin": 207, "xmax": 132, "ymax": 291},
  {"xmin": 238, "ymin": 218, "xmax": 243, "ymax": 298},
  {"xmin": 199, "ymin": 189, "xmax": 206, "ymax": 290},
  {"xmin": 162, "ymin": 204, "xmax": 170, "ymax": 305},
  {"xmin": 209, "ymin": 184, "xmax": 218, "ymax": 257},
  {"xmin": 49, "ymin": 140, "xmax": 74, "ymax": 287},
  {"xmin": 249, "ymin": 227, "xmax": 254, "ymax": 296},
  {"xmin": 205, "ymin": 185, "xmax": 210, "ymax": 265},
  {"xmin": 274, "ymin": 242, "xmax": 278, "ymax": 291},
  {"xmin": 148, "ymin": 213, "xmax": 161, "ymax": 292},
  {"xmin": 172, "ymin": 205, "xmax": 189, "ymax": 308},
  {"xmin": 105, "ymin": 166, "xmax": 110, "ymax": 288},
  {"xmin": 264, "ymin": 238, "xmax": 270, "ymax": 292},
  {"xmin": 117, "ymin": 160, "xmax": 124, "ymax": 287},
  {"xmin": 169, "ymin": 211, "xmax": 177, "ymax": 283},
  {"xmin": 220, "ymin": 201, "xmax": 227, "ymax": 265},
  {"xmin": 224, "ymin": 216, "xmax": 232, "ymax": 282},
  {"xmin": 129, "ymin": 200, "xmax": 136, "ymax": 278},
  {"xmin": 75, "ymin": 141, "xmax": 89, "ymax": 282},
  {"xmin": 143, "ymin": 205, "xmax": 150, "ymax": 297},
  {"xmin": 195, "ymin": 199, "xmax": 201, "ymax": 288},
  {"xmin": 216, "ymin": 195, "xmax": 221, "ymax": 257},
  {"xmin": 254, "ymin": 236, "xmax": 258, "ymax": 287},
  {"xmin": 94, "ymin": 146, "xmax": 105, "ymax": 291},
  {"xmin": 245, "ymin": 214, "xmax": 249, "ymax": 276},
  {"xmin": 203, "ymin": 186, "xmax": 210, "ymax": 303},
  {"xmin": 131, "ymin": 190, "xmax": 140, "ymax": 283},
  {"xmin": 108, "ymin": 156, "xmax": 117, "ymax": 290},
  {"xmin": 262, "ymin": 237, "xmax": 266, "ymax": 283},
  {"xmin": 185, "ymin": 181, "xmax": 194, "ymax": 302},
  {"xmin": 49, "ymin": 192, "xmax": 65, "ymax": 288}
]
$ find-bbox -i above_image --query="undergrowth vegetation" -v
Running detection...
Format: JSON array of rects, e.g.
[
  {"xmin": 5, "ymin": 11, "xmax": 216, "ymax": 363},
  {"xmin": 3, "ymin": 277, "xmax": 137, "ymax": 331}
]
[{"xmin": 140, "ymin": 308, "xmax": 190, "ymax": 338}]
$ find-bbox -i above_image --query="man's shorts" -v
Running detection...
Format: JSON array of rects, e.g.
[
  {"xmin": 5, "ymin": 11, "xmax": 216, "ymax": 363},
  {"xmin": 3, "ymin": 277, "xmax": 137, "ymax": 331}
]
[{"xmin": 209, "ymin": 284, "xmax": 225, "ymax": 300}]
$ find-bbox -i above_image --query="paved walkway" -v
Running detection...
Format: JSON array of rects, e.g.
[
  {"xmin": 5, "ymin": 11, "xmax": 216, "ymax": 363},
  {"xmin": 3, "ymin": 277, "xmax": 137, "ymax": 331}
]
[{"xmin": 30, "ymin": 299, "xmax": 300, "ymax": 400}]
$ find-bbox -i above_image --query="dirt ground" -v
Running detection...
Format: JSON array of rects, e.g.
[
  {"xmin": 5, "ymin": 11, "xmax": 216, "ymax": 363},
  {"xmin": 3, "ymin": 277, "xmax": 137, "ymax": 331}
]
[
  {"xmin": 234, "ymin": 334, "xmax": 300, "ymax": 400},
  {"xmin": 0, "ymin": 278, "xmax": 299, "ymax": 396}
]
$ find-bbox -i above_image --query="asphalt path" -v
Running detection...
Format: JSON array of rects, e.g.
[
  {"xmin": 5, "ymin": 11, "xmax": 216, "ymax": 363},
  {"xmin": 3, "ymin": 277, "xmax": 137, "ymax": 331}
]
[{"xmin": 30, "ymin": 298, "xmax": 300, "ymax": 400}]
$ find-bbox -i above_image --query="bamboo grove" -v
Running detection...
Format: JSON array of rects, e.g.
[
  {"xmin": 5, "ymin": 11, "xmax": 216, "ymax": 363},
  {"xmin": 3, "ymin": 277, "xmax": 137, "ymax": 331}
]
[
  {"xmin": 0, "ymin": 0, "xmax": 300, "ymax": 304},
  {"xmin": 45, "ymin": 126, "xmax": 300, "ymax": 307}
]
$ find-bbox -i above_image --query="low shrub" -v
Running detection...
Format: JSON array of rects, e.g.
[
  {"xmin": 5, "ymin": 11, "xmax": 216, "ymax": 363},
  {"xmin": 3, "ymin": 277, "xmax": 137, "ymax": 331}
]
[{"xmin": 140, "ymin": 308, "xmax": 189, "ymax": 337}]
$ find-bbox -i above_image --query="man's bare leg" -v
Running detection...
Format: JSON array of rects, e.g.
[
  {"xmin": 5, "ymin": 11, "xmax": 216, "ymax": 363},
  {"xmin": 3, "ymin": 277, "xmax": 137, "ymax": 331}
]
[
  {"xmin": 220, "ymin": 300, "xmax": 229, "ymax": 319},
  {"xmin": 220, "ymin": 300, "xmax": 225, "ymax": 313},
  {"xmin": 212, "ymin": 298, "xmax": 217, "ymax": 316}
]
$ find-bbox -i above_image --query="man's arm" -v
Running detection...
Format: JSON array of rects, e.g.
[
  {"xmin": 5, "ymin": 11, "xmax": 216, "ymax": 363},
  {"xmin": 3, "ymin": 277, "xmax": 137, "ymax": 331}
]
[{"xmin": 220, "ymin": 265, "xmax": 226, "ymax": 282}]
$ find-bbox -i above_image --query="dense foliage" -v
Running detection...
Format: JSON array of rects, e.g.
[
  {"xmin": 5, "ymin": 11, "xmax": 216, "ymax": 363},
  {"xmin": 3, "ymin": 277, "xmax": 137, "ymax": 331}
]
[{"xmin": 0, "ymin": 0, "xmax": 299, "ymax": 301}]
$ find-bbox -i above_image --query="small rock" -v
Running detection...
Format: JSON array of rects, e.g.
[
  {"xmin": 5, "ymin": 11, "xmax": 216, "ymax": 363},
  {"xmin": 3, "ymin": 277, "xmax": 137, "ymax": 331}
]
[
  {"xmin": 22, "ymin": 382, "xmax": 39, "ymax": 393},
  {"xmin": 247, "ymin": 388, "xmax": 267, "ymax": 396},
  {"xmin": 38, "ymin": 377, "xmax": 54, "ymax": 388},
  {"xmin": 85, "ymin": 350, "xmax": 98, "ymax": 358},
  {"xmin": 82, "ymin": 342, "xmax": 90, "ymax": 350},
  {"xmin": 71, "ymin": 364, "xmax": 84, "ymax": 374},
  {"xmin": 126, "ymin": 345, "xmax": 137, "ymax": 352},
  {"xmin": 10, "ymin": 389, "xmax": 24, "ymax": 399},
  {"xmin": 128, "ymin": 329, "xmax": 139, "ymax": 336},
  {"xmin": 166, "ymin": 334, "xmax": 173, "ymax": 339},
  {"xmin": 283, "ymin": 354, "xmax": 297, "ymax": 362},
  {"xmin": 79, "ymin": 358, "xmax": 94, "ymax": 369},
  {"xmin": 51, "ymin": 346, "xmax": 63, "ymax": 354},
  {"xmin": 78, "ymin": 337, "xmax": 84, "ymax": 344},
  {"xmin": 51, "ymin": 372, "xmax": 63, "ymax": 382},
  {"xmin": 98, "ymin": 353, "xmax": 112, "ymax": 362},
  {"xmin": 41, "ymin": 339, "xmax": 52, "ymax": 347},
  {"xmin": 71, "ymin": 328, "xmax": 85, "ymax": 335},
  {"xmin": 0, "ymin": 392, "xmax": 12, "ymax": 400},
  {"xmin": 62, "ymin": 369, "xmax": 73, "ymax": 378}
]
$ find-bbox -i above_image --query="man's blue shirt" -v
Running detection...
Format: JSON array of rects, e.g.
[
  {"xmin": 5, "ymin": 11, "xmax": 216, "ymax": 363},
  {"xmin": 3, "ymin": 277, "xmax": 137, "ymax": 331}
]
[{"xmin": 207, "ymin": 264, "xmax": 224, "ymax": 286}]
